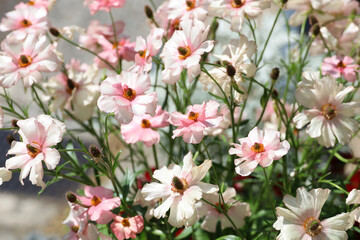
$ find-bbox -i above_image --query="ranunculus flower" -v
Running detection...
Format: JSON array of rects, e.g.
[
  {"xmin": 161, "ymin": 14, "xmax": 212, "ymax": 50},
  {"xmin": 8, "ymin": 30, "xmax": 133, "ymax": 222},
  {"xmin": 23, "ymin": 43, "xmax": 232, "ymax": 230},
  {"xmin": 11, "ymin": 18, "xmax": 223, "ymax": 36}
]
[
  {"xmin": 229, "ymin": 127, "xmax": 290, "ymax": 176},
  {"xmin": 141, "ymin": 152, "xmax": 219, "ymax": 228},
  {"xmin": 5, "ymin": 115, "xmax": 66, "ymax": 188},
  {"xmin": 169, "ymin": 100, "xmax": 222, "ymax": 144},
  {"xmin": 97, "ymin": 71, "xmax": 158, "ymax": 124},
  {"xmin": 111, "ymin": 215, "xmax": 144, "ymax": 240},
  {"xmin": 77, "ymin": 186, "xmax": 121, "ymax": 224},
  {"xmin": 84, "ymin": 0, "xmax": 126, "ymax": 15},
  {"xmin": 321, "ymin": 55, "xmax": 359, "ymax": 82},
  {"xmin": 0, "ymin": 34, "xmax": 60, "ymax": 88}
]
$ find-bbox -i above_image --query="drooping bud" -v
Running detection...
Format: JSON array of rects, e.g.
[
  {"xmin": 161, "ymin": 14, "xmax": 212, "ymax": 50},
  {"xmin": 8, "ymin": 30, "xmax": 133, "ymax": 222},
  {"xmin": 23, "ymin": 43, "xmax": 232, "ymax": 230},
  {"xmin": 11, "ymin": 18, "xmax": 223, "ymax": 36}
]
[
  {"xmin": 66, "ymin": 192, "xmax": 77, "ymax": 203},
  {"xmin": 11, "ymin": 119, "xmax": 18, "ymax": 128},
  {"xmin": 271, "ymin": 89, "xmax": 279, "ymax": 99},
  {"xmin": 49, "ymin": 27, "xmax": 60, "ymax": 37},
  {"xmin": 270, "ymin": 67, "xmax": 280, "ymax": 80},
  {"xmin": 6, "ymin": 135, "xmax": 15, "ymax": 145},
  {"xmin": 144, "ymin": 5, "xmax": 154, "ymax": 19},
  {"xmin": 89, "ymin": 145, "xmax": 101, "ymax": 158},
  {"xmin": 311, "ymin": 25, "xmax": 320, "ymax": 37},
  {"xmin": 226, "ymin": 65, "xmax": 236, "ymax": 78}
]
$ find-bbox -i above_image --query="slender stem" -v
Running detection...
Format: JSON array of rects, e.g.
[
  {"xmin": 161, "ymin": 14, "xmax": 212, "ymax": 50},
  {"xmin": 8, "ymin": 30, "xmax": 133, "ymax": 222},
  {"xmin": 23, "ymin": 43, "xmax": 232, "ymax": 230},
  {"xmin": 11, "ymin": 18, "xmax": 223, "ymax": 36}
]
[
  {"xmin": 109, "ymin": 10, "xmax": 121, "ymax": 73},
  {"xmin": 152, "ymin": 145, "xmax": 159, "ymax": 169},
  {"xmin": 263, "ymin": 168, "xmax": 277, "ymax": 218}
]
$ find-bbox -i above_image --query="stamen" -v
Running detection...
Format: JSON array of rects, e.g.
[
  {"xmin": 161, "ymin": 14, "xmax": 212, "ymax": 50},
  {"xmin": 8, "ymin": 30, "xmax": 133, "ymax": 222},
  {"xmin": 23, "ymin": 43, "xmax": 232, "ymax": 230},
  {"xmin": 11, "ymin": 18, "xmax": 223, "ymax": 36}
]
[
  {"xmin": 188, "ymin": 111, "xmax": 199, "ymax": 121},
  {"xmin": 178, "ymin": 46, "xmax": 192, "ymax": 60},
  {"xmin": 337, "ymin": 60, "xmax": 346, "ymax": 69},
  {"xmin": 138, "ymin": 50, "xmax": 147, "ymax": 58},
  {"xmin": 122, "ymin": 85, "xmax": 136, "ymax": 101},
  {"xmin": 171, "ymin": 176, "xmax": 188, "ymax": 194},
  {"xmin": 304, "ymin": 217, "xmax": 323, "ymax": 236},
  {"xmin": 141, "ymin": 119, "xmax": 151, "ymax": 128},
  {"xmin": 20, "ymin": 19, "xmax": 32, "ymax": 28},
  {"xmin": 231, "ymin": 0, "xmax": 246, "ymax": 8},
  {"xmin": 251, "ymin": 142, "xmax": 265, "ymax": 153},
  {"xmin": 71, "ymin": 225, "xmax": 79, "ymax": 233},
  {"xmin": 186, "ymin": 0, "xmax": 196, "ymax": 10},
  {"xmin": 66, "ymin": 79, "xmax": 78, "ymax": 94},
  {"xmin": 321, "ymin": 104, "xmax": 337, "ymax": 120},
  {"xmin": 121, "ymin": 218, "xmax": 131, "ymax": 227},
  {"xmin": 91, "ymin": 196, "xmax": 101, "ymax": 206},
  {"xmin": 26, "ymin": 143, "xmax": 41, "ymax": 158},
  {"xmin": 18, "ymin": 55, "xmax": 33, "ymax": 68}
]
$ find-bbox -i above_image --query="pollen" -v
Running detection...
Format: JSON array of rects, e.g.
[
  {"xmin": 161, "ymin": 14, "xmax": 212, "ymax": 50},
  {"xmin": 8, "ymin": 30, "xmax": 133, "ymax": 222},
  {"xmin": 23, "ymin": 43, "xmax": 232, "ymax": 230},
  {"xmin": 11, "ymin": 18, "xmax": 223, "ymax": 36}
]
[
  {"xmin": 188, "ymin": 111, "xmax": 199, "ymax": 121},
  {"xmin": 121, "ymin": 218, "xmax": 131, "ymax": 227},
  {"xmin": 20, "ymin": 19, "xmax": 32, "ymax": 28},
  {"xmin": 186, "ymin": 0, "xmax": 196, "ymax": 10},
  {"xmin": 251, "ymin": 142, "xmax": 265, "ymax": 153},
  {"xmin": 26, "ymin": 143, "xmax": 41, "ymax": 158},
  {"xmin": 231, "ymin": 0, "xmax": 246, "ymax": 8},
  {"xmin": 138, "ymin": 50, "xmax": 147, "ymax": 58},
  {"xmin": 91, "ymin": 196, "xmax": 101, "ymax": 206},
  {"xmin": 18, "ymin": 55, "xmax": 33, "ymax": 68},
  {"xmin": 337, "ymin": 60, "xmax": 346, "ymax": 69},
  {"xmin": 321, "ymin": 103, "xmax": 337, "ymax": 120},
  {"xmin": 122, "ymin": 85, "xmax": 136, "ymax": 101},
  {"xmin": 303, "ymin": 217, "xmax": 323, "ymax": 236},
  {"xmin": 171, "ymin": 176, "xmax": 188, "ymax": 194},
  {"xmin": 178, "ymin": 46, "xmax": 192, "ymax": 60},
  {"xmin": 141, "ymin": 119, "xmax": 151, "ymax": 128}
]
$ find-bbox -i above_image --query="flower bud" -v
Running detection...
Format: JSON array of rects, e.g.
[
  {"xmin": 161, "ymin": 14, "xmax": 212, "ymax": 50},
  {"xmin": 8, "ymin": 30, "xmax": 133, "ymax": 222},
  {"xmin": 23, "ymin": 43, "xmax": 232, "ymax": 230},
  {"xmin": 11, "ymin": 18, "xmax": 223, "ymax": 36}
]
[
  {"xmin": 49, "ymin": 27, "xmax": 60, "ymax": 37},
  {"xmin": 144, "ymin": 5, "xmax": 153, "ymax": 19},
  {"xmin": 226, "ymin": 65, "xmax": 236, "ymax": 78},
  {"xmin": 311, "ymin": 25, "xmax": 320, "ymax": 37},
  {"xmin": 281, "ymin": 0, "xmax": 288, "ymax": 4},
  {"xmin": 66, "ymin": 192, "xmax": 77, "ymax": 203},
  {"xmin": 89, "ymin": 145, "xmax": 101, "ymax": 158},
  {"xmin": 270, "ymin": 67, "xmax": 280, "ymax": 80},
  {"xmin": 11, "ymin": 119, "xmax": 18, "ymax": 128},
  {"xmin": 271, "ymin": 89, "xmax": 279, "ymax": 99},
  {"xmin": 6, "ymin": 135, "xmax": 15, "ymax": 145}
]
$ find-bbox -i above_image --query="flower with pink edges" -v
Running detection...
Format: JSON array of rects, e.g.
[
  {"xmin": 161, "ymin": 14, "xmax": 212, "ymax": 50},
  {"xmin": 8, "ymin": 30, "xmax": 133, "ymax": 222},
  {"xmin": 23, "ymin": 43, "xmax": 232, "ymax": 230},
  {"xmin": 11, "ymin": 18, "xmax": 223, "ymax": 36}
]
[
  {"xmin": 0, "ymin": 34, "xmax": 60, "ymax": 88},
  {"xmin": 129, "ymin": 28, "xmax": 164, "ymax": 73},
  {"xmin": 229, "ymin": 127, "xmax": 290, "ymax": 176},
  {"xmin": 84, "ymin": 0, "xmax": 126, "ymax": 15},
  {"xmin": 169, "ymin": 100, "xmax": 223, "ymax": 144},
  {"xmin": 321, "ymin": 55, "xmax": 359, "ymax": 82},
  {"xmin": 167, "ymin": 0, "xmax": 208, "ymax": 21},
  {"xmin": 27, "ymin": 0, "xmax": 56, "ymax": 10},
  {"xmin": 5, "ymin": 115, "xmax": 66, "ymax": 188},
  {"xmin": 97, "ymin": 71, "xmax": 158, "ymax": 124},
  {"xmin": 209, "ymin": 0, "xmax": 271, "ymax": 33},
  {"xmin": 111, "ymin": 215, "xmax": 144, "ymax": 240},
  {"xmin": 160, "ymin": 19, "xmax": 214, "ymax": 84},
  {"xmin": 121, "ymin": 106, "xmax": 169, "ymax": 147},
  {"xmin": 0, "ymin": 3, "xmax": 48, "ymax": 40},
  {"xmin": 77, "ymin": 186, "xmax": 121, "ymax": 224}
]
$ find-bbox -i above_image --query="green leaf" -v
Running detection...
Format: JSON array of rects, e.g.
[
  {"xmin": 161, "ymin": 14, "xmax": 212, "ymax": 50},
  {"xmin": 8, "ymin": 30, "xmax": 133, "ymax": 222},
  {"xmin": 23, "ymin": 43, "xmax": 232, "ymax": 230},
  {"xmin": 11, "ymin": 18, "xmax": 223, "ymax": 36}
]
[{"xmin": 260, "ymin": 90, "xmax": 268, "ymax": 108}]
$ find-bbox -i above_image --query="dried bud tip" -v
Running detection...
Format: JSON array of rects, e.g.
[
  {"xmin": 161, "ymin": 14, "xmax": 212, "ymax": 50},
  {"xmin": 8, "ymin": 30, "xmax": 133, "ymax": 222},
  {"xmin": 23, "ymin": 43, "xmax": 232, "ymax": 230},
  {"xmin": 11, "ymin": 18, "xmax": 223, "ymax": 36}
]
[
  {"xmin": 89, "ymin": 145, "xmax": 101, "ymax": 158},
  {"xmin": 11, "ymin": 119, "xmax": 18, "ymax": 128},
  {"xmin": 49, "ymin": 27, "xmax": 60, "ymax": 37},
  {"xmin": 6, "ymin": 135, "xmax": 15, "ymax": 145},
  {"xmin": 144, "ymin": 5, "xmax": 153, "ymax": 19},
  {"xmin": 226, "ymin": 65, "xmax": 236, "ymax": 78},
  {"xmin": 311, "ymin": 25, "xmax": 320, "ymax": 37},
  {"xmin": 270, "ymin": 67, "xmax": 280, "ymax": 80},
  {"xmin": 66, "ymin": 192, "xmax": 77, "ymax": 203}
]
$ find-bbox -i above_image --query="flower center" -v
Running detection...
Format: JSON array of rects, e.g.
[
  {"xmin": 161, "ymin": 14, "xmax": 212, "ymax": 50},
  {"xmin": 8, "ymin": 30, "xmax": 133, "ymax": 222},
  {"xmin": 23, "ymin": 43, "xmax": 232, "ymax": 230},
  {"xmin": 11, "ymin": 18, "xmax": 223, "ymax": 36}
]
[
  {"xmin": 251, "ymin": 142, "xmax": 265, "ymax": 153},
  {"xmin": 321, "ymin": 103, "xmax": 337, "ymax": 120},
  {"xmin": 337, "ymin": 60, "xmax": 346, "ymax": 69},
  {"xmin": 26, "ymin": 142, "xmax": 41, "ymax": 158},
  {"xmin": 188, "ymin": 111, "xmax": 199, "ymax": 121},
  {"xmin": 141, "ymin": 119, "xmax": 151, "ymax": 128},
  {"xmin": 20, "ymin": 19, "xmax": 32, "ymax": 28},
  {"xmin": 66, "ymin": 79, "xmax": 78, "ymax": 94},
  {"xmin": 18, "ymin": 55, "xmax": 33, "ymax": 68},
  {"xmin": 304, "ymin": 217, "xmax": 323, "ymax": 236},
  {"xmin": 28, "ymin": 0, "xmax": 35, "ymax": 5},
  {"xmin": 138, "ymin": 50, "xmax": 147, "ymax": 58},
  {"xmin": 171, "ymin": 176, "xmax": 188, "ymax": 194},
  {"xmin": 186, "ymin": 0, "xmax": 196, "ymax": 10},
  {"xmin": 172, "ymin": 19, "xmax": 181, "ymax": 31},
  {"xmin": 178, "ymin": 46, "xmax": 192, "ymax": 60},
  {"xmin": 91, "ymin": 196, "xmax": 101, "ymax": 206},
  {"xmin": 122, "ymin": 85, "xmax": 136, "ymax": 101},
  {"xmin": 231, "ymin": 0, "xmax": 246, "ymax": 8},
  {"xmin": 121, "ymin": 218, "xmax": 130, "ymax": 227},
  {"xmin": 71, "ymin": 225, "xmax": 79, "ymax": 233}
]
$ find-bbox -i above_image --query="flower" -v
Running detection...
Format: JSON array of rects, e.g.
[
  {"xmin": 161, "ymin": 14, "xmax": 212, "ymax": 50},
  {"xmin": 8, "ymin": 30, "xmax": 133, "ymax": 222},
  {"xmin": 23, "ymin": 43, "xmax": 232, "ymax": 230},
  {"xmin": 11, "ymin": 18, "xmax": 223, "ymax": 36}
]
[
  {"xmin": 321, "ymin": 55, "xmax": 359, "ymax": 82},
  {"xmin": 121, "ymin": 106, "xmax": 169, "ymax": 147},
  {"xmin": 43, "ymin": 59, "xmax": 99, "ymax": 121},
  {"xmin": 0, "ymin": 34, "xmax": 60, "ymax": 88},
  {"xmin": 153, "ymin": 1, "xmax": 181, "ymax": 38},
  {"xmin": 77, "ymin": 186, "xmax": 121, "ymax": 224},
  {"xmin": 204, "ymin": 104, "xmax": 240, "ymax": 136},
  {"xmin": 0, "ymin": 167, "xmax": 12, "ymax": 185},
  {"xmin": 97, "ymin": 71, "xmax": 158, "ymax": 124},
  {"xmin": 346, "ymin": 189, "xmax": 360, "ymax": 224},
  {"xmin": 5, "ymin": 115, "xmax": 66, "ymax": 188},
  {"xmin": 167, "ymin": 0, "xmax": 208, "ymax": 21},
  {"xmin": 84, "ymin": 0, "xmax": 126, "ymax": 15},
  {"xmin": 169, "ymin": 100, "xmax": 223, "ymax": 144},
  {"xmin": 111, "ymin": 215, "xmax": 144, "ymax": 240},
  {"xmin": 0, "ymin": 3, "xmax": 48, "ymax": 40},
  {"xmin": 229, "ymin": 127, "xmax": 290, "ymax": 176},
  {"xmin": 273, "ymin": 187, "xmax": 352, "ymax": 239},
  {"xmin": 198, "ymin": 187, "xmax": 251, "ymax": 232},
  {"xmin": 293, "ymin": 74, "xmax": 360, "ymax": 147},
  {"xmin": 160, "ymin": 19, "xmax": 214, "ymax": 84},
  {"xmin": 141, "ymin": 152, "xmax": 219, "ymax": 228},
  {"xmin": 208, "ymin": 0, "xmax": 271, "ymax": 32},
  {"xmin": 27, "ymin": 0, "xmax": 56, "ymax": 10}
]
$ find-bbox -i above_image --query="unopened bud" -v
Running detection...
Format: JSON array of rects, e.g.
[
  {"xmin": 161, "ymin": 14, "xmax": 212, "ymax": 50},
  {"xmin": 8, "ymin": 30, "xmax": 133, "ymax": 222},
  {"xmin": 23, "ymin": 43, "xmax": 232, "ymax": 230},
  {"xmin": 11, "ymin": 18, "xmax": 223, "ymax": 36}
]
[
  {"xmin": 311, "ymin": 25, "xmax": 320, "ymax": 37},
  {"xmin": 281, "ymin": 0, "xmax": 288, "ymax": 4},
  {"xmin": 6, "ymin": 135, "xmax": 15, "ymax": 145},
  {"xmin": 226, "ymin": 65, "xmax": 236, "ymax": 78},
  {"xmin": 11, "ymin": 119, "xmax": 18, "ymax": 128},
  {"xmin": 271, "ymin": 89, "xmax": 279, "ymax": 99},
  {"xmin": 89, "ymin": 145, "xmax": 101, "ymax": 158},
  {"xmin": 49, "ymin": 27, "xmax": 60, "ymax": 37},
  {"xmin": 144, "ymin": 5, "xmax": 153, "ymax": 19},
  {"xmin": 270, "ymin": 67, "xmax": 280, "ymax": 80},
  {"xmin": 66, "ymin": 192, "xmax": 77, "ymax": 203}
]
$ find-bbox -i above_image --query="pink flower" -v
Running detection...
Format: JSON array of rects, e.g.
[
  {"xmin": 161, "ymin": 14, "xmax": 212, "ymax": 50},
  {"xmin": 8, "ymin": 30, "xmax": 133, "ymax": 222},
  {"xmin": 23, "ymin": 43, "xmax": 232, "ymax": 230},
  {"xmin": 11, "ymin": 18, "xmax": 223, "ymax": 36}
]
[
  {"xmin": 160, "ymin": 19, "xmax": 214, "ymax": 84},
  {"xmin": 321, "ymin": 55, "xmax": 359, "ymax": 82},
  {"xmin": 0, "ymin": 3, "xmax": 48, "ymax": 40},
  {"xmin": 167, "ymin": 0, "xmax": 208, "ymax": 21},
  {"xmin": 229, "ymin": 127, "xmax": 290, "ymax": 176},
  {"xmin": 97, "ymin": 71, "xmax": 158, "ymax": 124},
  {"xmin": 209, "ymin": 0, "xmax": 271, "ymax": 32},
  {"xmin": 77, "ymin": 186, "xmax": 121, "ymax": 224},
  {"xmin": 0, "ymin": 34, "xmax": 60, "ymax": 88},
  {"xmin": 111, "ymin": 215, "xmax": 144, "ymax": 240},
  {"xmin": 153, "ymin": 2, "xmax": 181, "ymax": 38},
  {"xmin": 27, "ymin": 0, "xmax": 56, "ymax": 10},
  {"xmin": 84, "ymin": 0, "xmax": 126, "ymax": 15},
  {"xmin": 5, "ymin": 115, "xmax": 66, "ymax": 188},
  {"xmin": 169, "ymin": 100, "xmax": 222, "ymax": 144},
  {"xmin": 121, "ymin": 106, "xmax": 169, "ymax": 147}
]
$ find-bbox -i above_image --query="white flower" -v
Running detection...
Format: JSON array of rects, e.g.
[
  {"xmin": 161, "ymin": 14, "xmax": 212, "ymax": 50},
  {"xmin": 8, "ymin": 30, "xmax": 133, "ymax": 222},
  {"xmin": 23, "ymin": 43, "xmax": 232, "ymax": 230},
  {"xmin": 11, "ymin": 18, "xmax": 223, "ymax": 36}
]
[
  {"xmin": 0, "ymin": 106, "xmax": 3, "ymax": 128},
  {"xmin": 273, "ymin": 187, "xmax": 352, "ymax": 239},
  {"xmin": 141, "ymin": 152, "xmax": 219, "ymax": 228},
  {"xmin": 0, "ymin": 168, "xmax": 12, "ymax": 185}
]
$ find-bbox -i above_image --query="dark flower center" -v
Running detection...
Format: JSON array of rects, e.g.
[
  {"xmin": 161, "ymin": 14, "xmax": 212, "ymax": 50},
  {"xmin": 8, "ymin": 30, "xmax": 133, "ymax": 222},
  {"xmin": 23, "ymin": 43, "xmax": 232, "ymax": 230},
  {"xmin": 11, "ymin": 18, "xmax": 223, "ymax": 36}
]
[
  {"xmin": 138, "ymin": 50, "xmax": 146, "ymax": 58},
  {"xmin": 337, "ymin": 60, "xmax": 346, "ymax": 69},
  {"xmin": 231, "ymin": 0, "xmax": 245, "ymax": 8},
  {"xmin": 141, "ymin": 119, "xmax": 151, "ymax": 128},
  {"xmin": 171, "ymin": 176, "xmax": 188, "ymax": 194},
  {"xmin": 304, "ymin": 217, "xmax": 322, "ymax": 236},
  {"xmin": 26, "ymin": 143, "xmax": 41, "ymax": 158},
  {"xmin": 121, "ymin": 218, "xmax": 131, "ymax": 227},
  {"xmin": 123, "ymin": 86, "xmax": 136, "ymax": 101},
  {"xmin": 20, "ymin": 19, "xmax": 32, "ymax": 28},
  {"xmin": 321, "ymin": 103, "xmax": 337, "ymax": 120},
  {"xmin": 186, "ymin": 0, "xmax": 196, "ymax": 10},
  {"xmin": 188, "ymin": 111, "xmax": 199, "ymax": 121},
  {"xmin": 251, "ymin": 142, "xmax": 265, "ymax": 153},
  {"xmin": 19, "ymin": 55, "xmax": 33, "ymax": 68},
  {"xmin": 178, "ymin": 46, "xmax": 192, "ymax": 60},
  {"xmin": 91, "ymin": 196, "xmax": 101, "ymax": 206}
]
